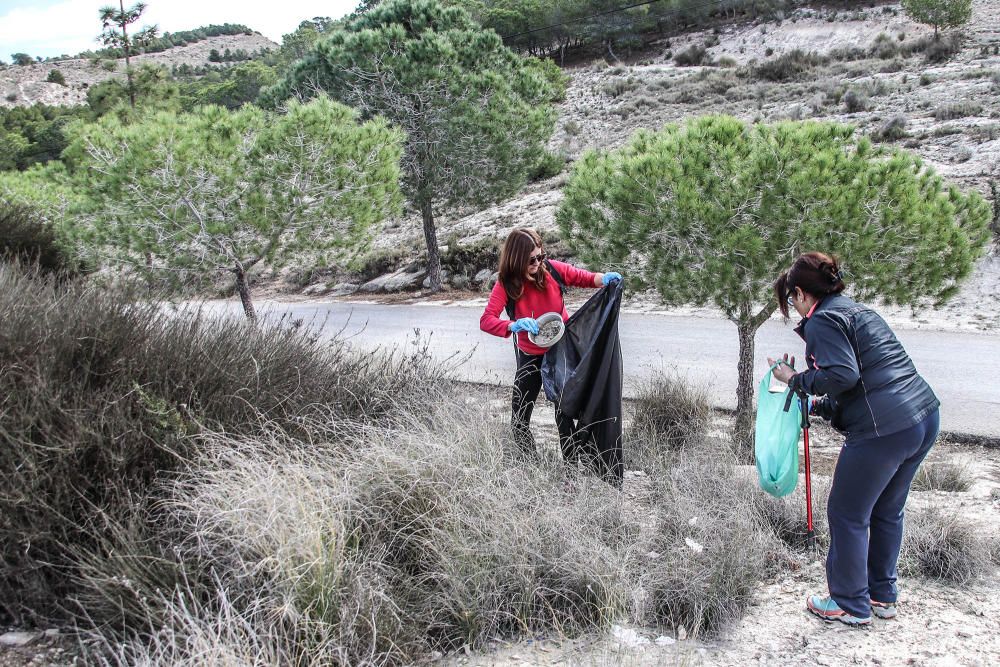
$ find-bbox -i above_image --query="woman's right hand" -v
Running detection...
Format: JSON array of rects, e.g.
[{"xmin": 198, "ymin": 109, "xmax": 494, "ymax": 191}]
[{"xmin": 509, "ymin": 318, "xmax": 539, "ymax": 335}]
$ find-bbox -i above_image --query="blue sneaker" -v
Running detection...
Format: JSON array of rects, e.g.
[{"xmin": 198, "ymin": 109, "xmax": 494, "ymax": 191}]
[
  {"xmin": 871, "ymin": 600, "xmax": 898, "ymax": 620},
  {"xmin": 806, "ymin": 595, "xmax": 872, "ymax": 626}
]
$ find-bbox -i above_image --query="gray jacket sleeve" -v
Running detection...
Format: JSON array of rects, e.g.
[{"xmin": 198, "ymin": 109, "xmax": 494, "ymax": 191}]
[{"xmin": 788, "ymin": 312, "xmax": 860, "ymax": 398}]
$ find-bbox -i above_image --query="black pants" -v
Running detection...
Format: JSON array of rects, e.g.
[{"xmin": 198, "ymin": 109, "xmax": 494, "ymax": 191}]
[{"xmin": 512, "ymin": 347, "xmax": 587, "ymax": 460}]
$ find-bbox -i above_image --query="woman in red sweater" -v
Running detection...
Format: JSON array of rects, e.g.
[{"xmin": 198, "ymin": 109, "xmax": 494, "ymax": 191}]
[{"xmin": 480, "ymin": 227, "xmax": 622, "ymax": 458}]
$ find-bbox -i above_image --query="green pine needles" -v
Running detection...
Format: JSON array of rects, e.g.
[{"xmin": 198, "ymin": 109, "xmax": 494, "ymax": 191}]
[
  {"xmin": 557, "ymin": 115, "xmax": 990, "ymax": 452},
  {"xmin": 70, "ymin": 97, "xmax": 403, "ymax": 319},
  {"xmin": 263, "ymin": 0, "xmax": 564, "ymax": 290}
]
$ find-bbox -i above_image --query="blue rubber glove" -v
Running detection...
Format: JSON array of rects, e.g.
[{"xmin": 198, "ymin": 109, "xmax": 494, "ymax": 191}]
[
  {"xmin": 509, "ymin": 317, "xmax": 539, "ymax": 335},
  {"xmin": 602, "ymin": 272, "xmax": 623, "ymax": 286}
]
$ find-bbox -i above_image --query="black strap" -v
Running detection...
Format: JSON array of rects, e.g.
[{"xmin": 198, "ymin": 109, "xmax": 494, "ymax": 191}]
[{"xmin": 505, "ymin": 259, "xmax": 565, "ymax": 320}]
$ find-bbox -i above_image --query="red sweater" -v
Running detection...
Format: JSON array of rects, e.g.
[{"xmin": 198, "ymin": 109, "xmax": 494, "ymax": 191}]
[{"xmin": 480, "ymin": 260, "xmax": 599, "ymax": 356}]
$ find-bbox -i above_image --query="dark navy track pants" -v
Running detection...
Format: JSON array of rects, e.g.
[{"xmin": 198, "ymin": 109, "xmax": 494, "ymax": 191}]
[{"xmin": 826, "ymin": 409, "xmax": 940, "ymax": 618}]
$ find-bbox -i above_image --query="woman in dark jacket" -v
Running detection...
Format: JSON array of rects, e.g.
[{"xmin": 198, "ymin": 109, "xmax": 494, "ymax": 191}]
[
  {"xmin": 480, "ymin": 227, "xmax": 620, "ymax": 460},
  {"xmin": 769, "ymin": 251, "xmax": 940, "ymax": 627}
]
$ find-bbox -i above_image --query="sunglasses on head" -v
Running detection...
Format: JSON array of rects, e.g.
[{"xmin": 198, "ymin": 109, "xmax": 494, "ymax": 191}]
[{"xmin": 528, "ymin": 252, "xmax": 547, "ymax": 265}]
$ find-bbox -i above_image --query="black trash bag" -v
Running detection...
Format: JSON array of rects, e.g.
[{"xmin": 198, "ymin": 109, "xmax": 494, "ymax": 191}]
[{"xmin": 541, "ymin": 281, "xmax": 624, "ymax": 487}]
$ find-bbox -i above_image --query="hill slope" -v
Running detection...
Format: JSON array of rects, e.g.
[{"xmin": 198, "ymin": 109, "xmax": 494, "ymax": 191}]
[{"xmin": 0, "ymin": 32, "xmax": 277, "ymax": 108}]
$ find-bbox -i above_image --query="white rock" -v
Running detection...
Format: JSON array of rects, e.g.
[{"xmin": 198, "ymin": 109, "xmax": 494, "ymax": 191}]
[
  {"xmin": 474, "ymin": 268, "xmax": 493, "ymax": 284},
  {"xmin": 688, "ymin": 516, "xmax": 698, "ymax": 526},
  {"xmin": 302, "ymin": 282, "xmax": 328, "ymax": 296},
  {"xmin": 612, "ymin": 624, "xmax": 650, "ymax": 648},
  {"xmin": 329, "ymin": 282, "xmax": 359, "ymax": 297},
  {"xmin": 360, "ymin": 268, "xmax": 427, "ymax": 293},
  {"xmin": 0, "ymin": 631, "xmax": 40, "ymax": 647},
  {"xmin": 685, "ymin": 537, "xmax": 704, "ymax": 553},
  {"xmin": 655, "ymin": 635, "xmax": 676, "ymax": 646}
]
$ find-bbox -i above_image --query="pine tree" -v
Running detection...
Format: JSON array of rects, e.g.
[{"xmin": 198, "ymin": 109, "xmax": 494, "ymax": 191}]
[
  {"xmin": 901, "ymin": 0, "xmax": 973, "ymax": 38},
  {"xmin": 263, "ymin": 0, "xmax": 563, "ymax": 290},
  {"xmin": 69, "ymin": 98, "xmax": 403, "ymax": 320},
  {"xmin": 557, "ymin": 116, "xmax": 990, "ymax": 455},
  {"xmin": 98, "ymin": 1, "xmax": 158, "ymax": 108}
]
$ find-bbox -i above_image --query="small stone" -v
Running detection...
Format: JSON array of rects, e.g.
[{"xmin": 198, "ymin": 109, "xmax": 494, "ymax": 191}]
[
  {"xmin": 684, "ymin": 537, "xmax": 704, "ymax": 553},
  {"xmin": 329, "ymin": 282, "xmax": 359, "ymax": 297},
  {"xmin": 688, "ymin": 516, "xmax": 698, "ymax": 526},
  {"xmin": 957, "ymin": 629, "xmax": 974, "ymax": 639},
  {"xmin": 0, "ymin": 631, "xmax": 40, "ymax": 647},
  {"xmin": 43, "ymin": 629, "xmax": 59, "ymax": 638},
  {"xmin": 655, "ymin": 635, "xmax": 676, "ymax": 646},
  {"xmin": 474, "ymin": 268, "xmax": 492, "ymax": 284},
  {"xmin": 646, "ymin": 550, "xmax": 661, "ymax": 559}
]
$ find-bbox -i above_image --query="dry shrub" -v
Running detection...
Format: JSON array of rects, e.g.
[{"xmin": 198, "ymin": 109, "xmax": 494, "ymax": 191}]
[
  {"xmin": 88, "ymin": 413, "xmax": 630, "ymax": 665},
  {"xmin": 750, "ymin": 49, "xmax": 826, "ymax": 82},
  {"xmin": 900, "ymin": 510, "xmax": 998, "ymax": 584},
  {"xmin": 755, "ymin": 476, "xmax": 831, "ymax": 550},
  {"xmin": 0, "ymin": 201, "xmax": 82, "ymax": 277},
  {"xmin": 912, "ymin": 461, "xmax": 973, "ymax": 492},
  {"xmin": 0, "ymin": 264, "xmax": 450, "ymax": 625},
  {"xmin": 628, "ymin": 371, "xmax": 711, "ymax": 459},
  {"xmin": 638, "ymin": 442, "xmax": 792, "ymax": 636}
]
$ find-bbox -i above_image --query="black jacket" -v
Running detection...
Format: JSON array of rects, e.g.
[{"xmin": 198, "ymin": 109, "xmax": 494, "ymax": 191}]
[{"xmin": 788, "ymin": 294, "xmax": 938, "ymax": 440}]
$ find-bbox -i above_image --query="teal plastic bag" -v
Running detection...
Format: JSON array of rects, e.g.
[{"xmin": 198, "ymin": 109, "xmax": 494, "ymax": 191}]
[{"xmin": 754, "ymin": 364, "xmax": 801, "ymax": 498}]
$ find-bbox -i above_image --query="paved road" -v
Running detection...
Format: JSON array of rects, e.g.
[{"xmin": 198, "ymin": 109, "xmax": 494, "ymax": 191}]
[{"xmin": 201, "ymin": 300, "xmax": 1000, "ymax": 438}]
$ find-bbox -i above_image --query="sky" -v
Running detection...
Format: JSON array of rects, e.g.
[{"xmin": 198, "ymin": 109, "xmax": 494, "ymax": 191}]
[{"xmin": 0, "ymin": 0, "xmax": 358, "ymax": 60}]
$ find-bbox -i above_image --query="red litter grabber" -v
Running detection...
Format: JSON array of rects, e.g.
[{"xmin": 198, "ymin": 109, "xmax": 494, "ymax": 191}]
[{"xmin": 783, "ymin": 384, "xmax": 816, "ymax": 550}]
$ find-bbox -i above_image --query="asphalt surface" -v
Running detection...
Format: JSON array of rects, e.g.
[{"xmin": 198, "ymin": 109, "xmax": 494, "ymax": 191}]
[{"xmin": 200, "ymin": 299, "xmax": 1000, "ymax": 439}]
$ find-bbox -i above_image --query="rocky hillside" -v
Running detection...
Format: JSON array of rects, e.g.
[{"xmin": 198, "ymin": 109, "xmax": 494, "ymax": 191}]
[
  {"xmin": 0, "ymin": 32, "xmax": 277, "ymax": 108},
  {"xmin": 277, "ymin": 1, "xmax": 1000, "ymax": 332}
]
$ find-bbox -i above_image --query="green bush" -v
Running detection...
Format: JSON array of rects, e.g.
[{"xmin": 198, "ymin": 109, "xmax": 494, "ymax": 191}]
[
  {"xmin": 441, "ymin": 235, "xmax": 501, "ymax": 277},
  {"xmin": 45, "ymin": 69, "xmax": 66, "ymax": 86},
  {"xmin": 351, "ymin": 246, "xmax": 408, "ymax": 281},
  {"xmin": 529, "ymin": 150, "xmax": 567, "ymax": 181}
]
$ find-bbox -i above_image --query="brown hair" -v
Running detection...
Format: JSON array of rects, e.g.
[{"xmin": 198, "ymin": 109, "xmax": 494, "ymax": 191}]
[
  {"xmin": 499, "ymin": 227, "xmax": 548, "ymax": 302},
  {"xmin": 774, "ymin": 251, "xmax": 846, "ymax": 318}
]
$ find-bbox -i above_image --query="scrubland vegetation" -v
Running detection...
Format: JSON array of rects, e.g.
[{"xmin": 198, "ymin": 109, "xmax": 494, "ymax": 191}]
[{"xmin": 2, "ymin": 262, "xmax": 996, "ymax": 664}]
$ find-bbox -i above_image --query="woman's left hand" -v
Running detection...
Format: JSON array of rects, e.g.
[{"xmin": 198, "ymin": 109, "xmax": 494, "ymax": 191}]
[
  {"xmin": 767, "ymin": 353, "xmax": 797, "ymax": 384},
  {"xmin": 601, "ymin": 272, "xmax": 623, "ymax": 286}
]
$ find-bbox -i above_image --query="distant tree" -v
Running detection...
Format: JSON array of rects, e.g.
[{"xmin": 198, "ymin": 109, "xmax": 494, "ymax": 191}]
[
  {"xmin": 276, "ymin": 17, "xmax": 337, "ymax": 69},
  {"xmin": 208, "ymin": 48, "xmax": 222, "ymax": 62},
  {"xmin": 11, "ymin": 53, "xmax": 33, "ymax": 66},
  {"xmin": 901, "ymin": 0, "xmax": 973, "ymax": 38},
  {"xmin": 45, "ymin": 69, "xmax": 67, "ymax": 86},
  {"xmin": 69, "ymin": 98, "xmax": 403, "ymax": 319},
  {"xmin": 557, "ymin": 116, "xmax": 991, "ymax": 455},
  {"xmin": 98, "ymin": 1, "xmax": 158, "ymax": 108},
  {"xmin": 265, "ymin": 0, "xmax": 563, "ymax": 290},
  {"xmin": 0, "ymin": 130, "xmax": 29, "ymax": 171},
  {"xmin": 85, "ymin": 64, "xmax": 179, "ymax": 118},
  {"xmin": 194, "ymin": 61, "xmax": 277, "ymax": 109}
]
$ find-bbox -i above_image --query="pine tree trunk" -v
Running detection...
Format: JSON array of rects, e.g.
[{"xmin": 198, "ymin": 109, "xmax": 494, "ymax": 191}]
[
  {"xmin": 234, "ymin": 268, "xmax": 256, "ymax": 321},
  {"xmin": 734, "ymin": 318, "xmax": 757, "ymax": 461},
  {"xmin": 421, "ymin": 199, "xmax": 443, "ymax": 292},
  {"xmin": 120, "ymin": 0, "xmax": 135, "ymax": 109}
]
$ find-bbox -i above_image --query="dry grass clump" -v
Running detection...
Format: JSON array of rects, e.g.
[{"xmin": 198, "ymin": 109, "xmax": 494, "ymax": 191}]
[
  {"xmin": 0, "ymin": 264, "xmax": 451, "ymax": 625},
  {"xmin": 629, "ymin": 370, "xmax": 711, "ymax": 453},
  {"xmin": 911, "ymin": 461, "xmax": 974, "ymax": 492},
  {"xmin": 637, "ymin": 442, "xmax": 792, "ymax": 636},
  {"xmin": 87, "ymin": 412, "xmax": 630, "ymax": 665},
  {"xmin": 900, "ymin": 510, "xmax": 998, "ymax": 584},
  {"xmin": 755, "ymin": 476, "xmax": 831, "ymax": 550}
]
